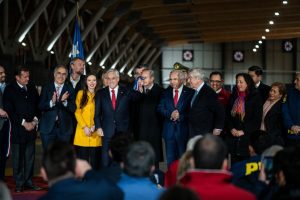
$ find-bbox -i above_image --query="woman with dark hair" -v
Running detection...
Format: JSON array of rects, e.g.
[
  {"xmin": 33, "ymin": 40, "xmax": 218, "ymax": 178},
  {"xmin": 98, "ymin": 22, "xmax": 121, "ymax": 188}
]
[
  {"xmin": 260, "ymin": 82, "xmax": 286, "ymax": 145},
  {"xmin": 226, "ymin": 73, "xmax": 263, "ymax": 163},
  {"xmin": 73, "ymin": 74, "xmax": 102, "ymax": 169}
]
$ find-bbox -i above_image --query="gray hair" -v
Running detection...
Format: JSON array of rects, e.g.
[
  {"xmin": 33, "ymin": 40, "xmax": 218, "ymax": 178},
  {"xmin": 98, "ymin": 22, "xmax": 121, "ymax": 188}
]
[
  {"xmin": 261, "ymin": 145, "xmax": 283, "ymax": 162},
  {"xmin": 106, "ymin": 69, "xmax": 119, "ymax": 78},
  {"xmin": 142, "ymin": 69, "xmax": 154, "ymax": 78},
  {"xmin": 54, "ymin": 65, "xmax": 68, "ymax": 74},
  {"xmin": 188, "ymin": 68, "xmax": 205, "ymax": 80},
  {"xmin": 186, "ymin": 135, "xmax": 204, "ymax": 151},
  {"xmin": 170, "ymin": 69, "xmax": 186, "ymax": 81}
]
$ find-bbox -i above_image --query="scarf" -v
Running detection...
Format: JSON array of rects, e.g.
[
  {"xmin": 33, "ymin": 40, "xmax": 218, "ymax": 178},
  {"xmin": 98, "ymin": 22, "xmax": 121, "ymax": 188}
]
[{"xmin": 231, "ymin": 91, "xmax": 246, "ymax": 121}]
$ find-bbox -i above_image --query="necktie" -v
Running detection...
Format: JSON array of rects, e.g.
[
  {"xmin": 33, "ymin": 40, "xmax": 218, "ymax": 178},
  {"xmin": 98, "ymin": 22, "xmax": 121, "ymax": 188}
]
[
  {"xmin": 56, "ymin": 86, "xmax": 61, "ymax": 99},
  {"xmin": 191, "ymin": 90, "xmax": 198, "ymax": 107},
  {"xmin": 23, "ymin": 85, "xmax": 27, "ymax": 91},
  {"xmin": 174, "ymin": 89, "xmax": 179, "ymax": 107},
  {"xmin": 111, "ymin": 89, "xmax": 116, "ymax": 110}
]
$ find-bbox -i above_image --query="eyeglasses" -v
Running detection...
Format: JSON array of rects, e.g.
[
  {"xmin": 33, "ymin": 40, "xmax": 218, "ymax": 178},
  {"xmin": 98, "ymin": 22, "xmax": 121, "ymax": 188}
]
[
  {"xmin": 56, "ymin": 72, "xmax": 67, "ymax": 76},
  {"xmin": 209, "ymin": 80, "xmax": 222, "ymax": 83}
]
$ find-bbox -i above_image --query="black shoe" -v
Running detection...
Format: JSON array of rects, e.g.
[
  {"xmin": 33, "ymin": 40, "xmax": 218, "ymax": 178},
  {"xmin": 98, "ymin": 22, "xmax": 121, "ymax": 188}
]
[
  {"xmin": 15, "ymin": 187, "xmax": 23, "ymax": 193},
  {"xmin": 24, "ymin": 184, "xmax": 42, "ymax": 191}
]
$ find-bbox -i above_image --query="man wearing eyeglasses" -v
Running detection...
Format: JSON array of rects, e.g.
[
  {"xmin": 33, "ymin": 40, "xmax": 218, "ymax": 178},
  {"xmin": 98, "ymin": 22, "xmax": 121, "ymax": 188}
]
[
  {"xmin": 39, "ymin": 65, "xmax": 76, "ymax": 151},
  {"xmin": 209, "ymin": 71, "xmax": 231, "ymax": 107}
]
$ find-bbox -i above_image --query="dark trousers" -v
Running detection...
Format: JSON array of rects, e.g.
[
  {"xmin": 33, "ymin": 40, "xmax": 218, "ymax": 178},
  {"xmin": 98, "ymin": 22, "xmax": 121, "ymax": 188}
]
[
  {"xmin": 40, "ymin": 122, "xmax": 72, "ymax": 152},
  {"xmin": 0, "ymin": 120, "xmax": 9, "ymax": 181},
  {"xmin": 12, "ymin": 140, "xmax": 35, "ymax": 188},
  {"xmin": 164, "ymin": 138, "xmax": 186, "ymax": 167},
  {"xmin": 75, "ymin": 146, "xmax": 102, "ymax": 170},
  {"xmin": 101, "ymin": 137, "xmax": 111, "ymax": 167}
]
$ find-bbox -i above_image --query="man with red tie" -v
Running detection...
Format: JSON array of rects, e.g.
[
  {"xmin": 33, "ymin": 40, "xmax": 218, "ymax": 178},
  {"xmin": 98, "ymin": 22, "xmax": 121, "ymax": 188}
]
[
  {"xmin": 94, "ymin": 69, "xmax": 141, "ymax": 167},
  {"xmin": 157, "ymin": 70, "xmax": 194, "ymax": 166}
]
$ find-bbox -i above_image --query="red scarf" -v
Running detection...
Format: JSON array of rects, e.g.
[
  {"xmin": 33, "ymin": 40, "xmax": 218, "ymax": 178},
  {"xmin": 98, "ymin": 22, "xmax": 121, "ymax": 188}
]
[{"xmin": 231, "ymin": 91, "xmax": 246, "ymax": 121}]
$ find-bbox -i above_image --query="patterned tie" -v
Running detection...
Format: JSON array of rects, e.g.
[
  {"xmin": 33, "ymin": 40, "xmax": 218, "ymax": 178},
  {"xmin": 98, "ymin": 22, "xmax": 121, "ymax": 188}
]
[
  {"xmin": 111, "ymin": 89, "xmax": 116, "ymax": 110},
  {"xmin": 174, "ymin": 89, "xmax": 179, "ymax": 107},
  {"xmin": 56, "ymin": 86, "xmax": 61, "ymax": 99}
]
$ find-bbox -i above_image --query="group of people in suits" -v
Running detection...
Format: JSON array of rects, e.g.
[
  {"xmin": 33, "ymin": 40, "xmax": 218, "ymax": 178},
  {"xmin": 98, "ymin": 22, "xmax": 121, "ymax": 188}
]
[{"xmin": 1, "ymin": 57, "xmax": 299, "ymax": 196}]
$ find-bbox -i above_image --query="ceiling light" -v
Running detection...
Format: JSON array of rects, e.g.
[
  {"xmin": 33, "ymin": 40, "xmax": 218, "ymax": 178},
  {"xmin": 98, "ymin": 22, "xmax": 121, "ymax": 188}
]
[
  {"xmin": 88, "ymin": 61, "xmax": 92, "ymax": 66},
  {"xmin": 253, "ymin": 48, "xmax": 257, "ymax": 52},
  {"xmin": 282, "ymin": 1, "xmax": 288, "ymax": 5},
  {"xmin": 258, "ymin": 40, "xmax": 262, "ymax": 44},
  {"xmin": 265, "ymin": 29, "xmax": 270, "ymax": 32},
  {"xmin": 255, "ymin": 45, "xmax": 259, "ymax": 48},
  {"xmin": 262, "ymin": 36, "xmax": 266, "ymax": 40},
  {"xmin": 101, "ymin": 65, "xmax": 105, "ymax": 69},
  {"xmin": 50, "ymin": 50, "xmax": 54, "ymax": 54},
  {"xmin": 269, "ymin": 20, "xmax": 274, "ymax": 25},
  {"xmin": 274, "ymin": 12, "xmax": 280, "ymax": 16},
  {"xmin": 21, "ymin": 42, "xmax": 27, "ymax": 47},
  {"xmin": 128, "ymin": 73, "xmax": 132, "ymax": 77}
]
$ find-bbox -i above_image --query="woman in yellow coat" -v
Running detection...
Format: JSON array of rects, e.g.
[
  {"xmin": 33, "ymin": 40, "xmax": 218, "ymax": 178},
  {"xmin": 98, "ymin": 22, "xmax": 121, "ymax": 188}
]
[{"xmin": 74, "ymin": 74, "xmax": 102, "ymax": 169}]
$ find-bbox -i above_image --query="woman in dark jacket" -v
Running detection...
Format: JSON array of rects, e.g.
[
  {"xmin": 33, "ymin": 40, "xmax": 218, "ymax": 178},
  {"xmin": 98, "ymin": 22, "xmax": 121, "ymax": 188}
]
[
  {"xmin": 260, "ymin": 82, "xmax": 286, "ymax": 146},
  {"xmin": 226, "ymin": 73, "xmax": 263, "ymax": 163}
]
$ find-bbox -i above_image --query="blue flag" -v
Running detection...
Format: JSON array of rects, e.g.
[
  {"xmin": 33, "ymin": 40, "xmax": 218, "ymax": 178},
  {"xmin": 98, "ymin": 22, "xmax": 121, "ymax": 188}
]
[{"xmin": 71, "ymin": 18, "xmax": 84, "ymax": 60}]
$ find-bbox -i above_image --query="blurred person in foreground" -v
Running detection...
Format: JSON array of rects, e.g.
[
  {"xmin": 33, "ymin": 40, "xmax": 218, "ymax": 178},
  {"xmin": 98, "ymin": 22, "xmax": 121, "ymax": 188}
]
[
  {"xmin": 39, "ymin": 141, "xmax": 123, "ymax": 200},
  {"xmin": 180, "ymin": 134, "xmax": 255, "ymax": 200},
  {"xmin": 117, "ymin": 141, "xmax": 164, "ymax": 200}
]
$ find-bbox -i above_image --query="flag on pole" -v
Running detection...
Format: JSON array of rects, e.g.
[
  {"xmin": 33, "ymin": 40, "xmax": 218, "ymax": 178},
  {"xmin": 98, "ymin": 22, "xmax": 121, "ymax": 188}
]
[
  {"xmin": 71, "ymin": 17, "xmax": 86, "ymax": 74},
  {"xmin": 71, "ymin": 18, "xmax": 84, "ymax": 60}
]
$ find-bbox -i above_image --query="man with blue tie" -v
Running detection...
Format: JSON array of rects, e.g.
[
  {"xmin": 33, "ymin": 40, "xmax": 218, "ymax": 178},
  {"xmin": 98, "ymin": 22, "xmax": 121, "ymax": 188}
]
[
  {"xmin": 158, "ymin": 70, "xmax": 193, "ymax": 166},
  {"xmin": 39, "ymin": 65, "xmax": 76, "ymax": 151},
  {"xmin": 188, "ymin": 68, "xmax": 225, "ymax": 137},
  {"xmin": 94, "ymin": 69, "xmax": 141, "ymax": 167}
]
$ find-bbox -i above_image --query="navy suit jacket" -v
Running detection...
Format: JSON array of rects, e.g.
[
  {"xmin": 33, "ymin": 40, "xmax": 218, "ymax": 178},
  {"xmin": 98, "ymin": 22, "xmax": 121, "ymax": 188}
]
[
  {"xmin": 94, "ymin": 86, "xmax": 140, "ymax": 138},
  {"xmin": 157, "ymin": 86, "xmax": 193, "ymax": 142},
  {"xmin": 39, "ymin": 177, "xmax": 123, "ymax": 200},
  {"xmin": 189, "ymin": 83, "xmax": 225, "ymax": 137},
  {"xmin": 38, "ymin": 82, "xmax": 76, "ymax": 136},
  {"xmin": 3, "ymin": 81, "xmax": 39, "ymax": 143}
]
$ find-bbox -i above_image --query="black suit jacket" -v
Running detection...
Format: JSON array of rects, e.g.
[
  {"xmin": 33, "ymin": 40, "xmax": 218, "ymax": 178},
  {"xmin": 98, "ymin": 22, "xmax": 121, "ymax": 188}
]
[
  {"xmin": 226, "ymin": 89, "xmax": 263, "ymax": 156},
  {"xmin": 94, "ymin": 86, "xmax": 140, "ymax": 138},
  {"xmin": 264, "ymin": 100, "xmax": 284, "ymax": 145},
  {"xmin": 257, "ymin": 82, "xmax": 271, "ymax": 102},
  {"xmin": 189, "ymin": 83, "xmax": 225, "ymax": 137},
  {"xmin": 38, "ymin": 82, "xmax": 76, "ymax": 136},
  {"xmin": 3, "ymin": 81, "xmax": 39, "ymax": 143},
  {"xmin": 65, "ymin": 74, "xmax": 85, "ymax": 95}
]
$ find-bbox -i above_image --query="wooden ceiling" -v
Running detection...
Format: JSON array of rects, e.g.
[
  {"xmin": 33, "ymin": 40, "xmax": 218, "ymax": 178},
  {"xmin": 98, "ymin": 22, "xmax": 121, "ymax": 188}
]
[{"xmin": 85, "ymin": 0, "xmax": 300, "ymax": 45}]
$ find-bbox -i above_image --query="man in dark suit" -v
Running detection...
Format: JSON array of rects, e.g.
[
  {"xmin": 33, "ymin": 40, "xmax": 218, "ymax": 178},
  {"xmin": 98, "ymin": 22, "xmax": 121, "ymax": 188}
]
[
  {"xmin": 39, "ymin": 141, "xmax": 123, "ymax": 200},
  {"xmin": 188, "ymin": 68, "xmax": 225, "ymax": 137},
  {"xmin": 39, "ymin": 65, "xmax": 76, "ymax": 151},
  {"xmin": 67, "ymin": 57, "xmax": 86, "ymax": 94},
  {"xmin": 157, "ymin": 70, "xmax": 193, "ymax": 166},
  {"xmin": 136, "ymin": 69, "xmax": 164, "ymax": 166},
  {"xmin": 0, "ymin": 65, "xmax": 9, "ymax": 181},
  {"xmin": 94, "ymin": 69, "xmax": 140, "ymax": 167},
  {"xmin": 3, "ymin": 66, "xmax": 40, "ymax": 192},
  {"xmin": 248, "ymin": 66, "xmax": 270, "ymax": 102}
]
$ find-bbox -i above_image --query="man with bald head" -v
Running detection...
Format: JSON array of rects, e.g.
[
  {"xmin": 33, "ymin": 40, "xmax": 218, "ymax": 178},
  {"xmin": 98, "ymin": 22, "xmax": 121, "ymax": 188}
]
[{"xmin": 158, "ymin": 70, "xmax": 193, "ymax": 166}]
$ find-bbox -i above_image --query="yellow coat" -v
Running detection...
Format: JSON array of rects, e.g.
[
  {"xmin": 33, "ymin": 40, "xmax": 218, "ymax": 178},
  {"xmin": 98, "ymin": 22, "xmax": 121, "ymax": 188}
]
[{"xmin": 73, "ymin": 90, "xmax": 102, "ymax": 147}]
